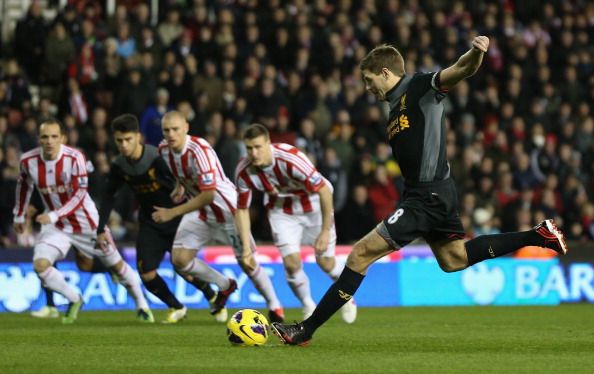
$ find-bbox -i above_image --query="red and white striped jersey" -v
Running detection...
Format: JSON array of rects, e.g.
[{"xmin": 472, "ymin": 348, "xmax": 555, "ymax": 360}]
[
  {"xmin": 235, "ymin": 143, "xmax": 331, "ymax": 215},
  {"xmin": 13, "ymin": 145, "xmax": 98, "ymax": 234},
  {"xmin": 158, "ymin": 136, "xmax": 237, "ymax": 223}
]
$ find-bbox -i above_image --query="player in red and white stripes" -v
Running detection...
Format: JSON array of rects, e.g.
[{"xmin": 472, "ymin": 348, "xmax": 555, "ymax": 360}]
[
  {"xmin": 235, "ymin": 124, "xmax": 356, "ymax": 323},
  {"xmin": 12, "ymin": 119, "xmax": 152, "ymax": 323},
  {"xmin": 152, "ymin": 111, "xmax": 284, "ymax": 322}
]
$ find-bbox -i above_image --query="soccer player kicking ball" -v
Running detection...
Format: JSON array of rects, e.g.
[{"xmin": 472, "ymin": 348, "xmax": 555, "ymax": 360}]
[
  {"xmin": 13, "ymin": 118, "xmax": 152, "ymax": 324},
  {"xmin": 96, "ymin": 114, "xmax": 223, "ymax": 324},
  {"xmin": 235, "ymin": 124, "xmax": 356, "ymax": 323},
  {"xmin": 271, "ymin": 36, "xmax": 568, "ymax": 345},
  {"xmin": 152, "ymin": 111, "xmax": 284, "ymax": 322}
]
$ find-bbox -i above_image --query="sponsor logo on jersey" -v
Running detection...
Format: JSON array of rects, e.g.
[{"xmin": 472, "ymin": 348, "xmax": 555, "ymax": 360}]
[{"xmin": 38, "ymin": 184, "xmax": 74, "ymax": 195}]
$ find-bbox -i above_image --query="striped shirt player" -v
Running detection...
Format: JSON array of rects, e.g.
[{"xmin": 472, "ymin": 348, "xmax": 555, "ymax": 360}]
[
  {"xmin": 153, "ymin": 111, "xmax": 283, "ymax": 320},
  {"xmin": 158, "ymin": 135, "xmax": 237, "ymax": 225},
  {"xmin": 12, "ymin": 119, "xmax": 150, "ymax": 324},
  {"xmin": 235, "ymin": 124, "xmax": 356, "ymax": 323}
]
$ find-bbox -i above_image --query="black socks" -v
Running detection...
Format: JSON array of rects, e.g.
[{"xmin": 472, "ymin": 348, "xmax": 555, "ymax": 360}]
[
  {"xmin": 465, "ymin": 230, "xmax": 544, "ymax": 266},
  {"xmin": 303, "ymin": 266, "xmax": 364, "ymax": 335},
  {"xmin": 143, "ymin": 274, "xmax": 184, "ymax": 309}
]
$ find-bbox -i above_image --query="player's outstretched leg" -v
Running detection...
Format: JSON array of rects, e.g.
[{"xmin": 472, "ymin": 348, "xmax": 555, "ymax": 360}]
[{"xmin": 464, "ymin": 219, "xmax": 568, "ymax": 267}]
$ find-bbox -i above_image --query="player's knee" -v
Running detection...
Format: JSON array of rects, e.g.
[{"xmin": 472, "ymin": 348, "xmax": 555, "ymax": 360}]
[
  {"xmin": 34, "ymin": 259, "xmax": 50, "ymax": 273},
  {"xmin": 315, "ymin": 256, "xmax": 334, "ymax": 273},
  {"xmin": 345, "ymin": 241, "xmax": 371, "ymax": 272},
  {"xmin": 76, "ymin": 258, "xmax": 94, "ymax": 272},
  {"xmin": 237, "ymin": 255, "xmax": 257, "ymax": 274},
  {"xmin": 438, "ymin": 252, "xmax": 468, "ymax": 273},
  {"xmin": 171, "ymin": 249, "xmax": 192, "ymax": 271},
  {"xmin": 140, "ymin": 270, "xmax": 157, "ymax": 282}
]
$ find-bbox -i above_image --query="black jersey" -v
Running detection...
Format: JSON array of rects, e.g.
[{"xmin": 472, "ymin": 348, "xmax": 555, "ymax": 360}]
[
  {"xmin": 97, "ymin": 144, "xmax": 179, "ymax": 233},
  {"xmin": 384, "ymin": 72, "xmax": 450, "ymax": 184}
]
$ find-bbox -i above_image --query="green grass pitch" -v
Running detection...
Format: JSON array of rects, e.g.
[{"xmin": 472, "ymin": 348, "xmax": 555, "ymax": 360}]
[{"xmin": 1, "ymin": 305, "xmax": 593, "ymax": 373}]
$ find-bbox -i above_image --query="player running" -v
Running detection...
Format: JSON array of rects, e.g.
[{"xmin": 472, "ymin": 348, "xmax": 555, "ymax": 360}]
[
  {"xmin": 152, "ymin": 111, "xmax": 284, "ymax": 322},
  {"xmin": 96, "ymin": 113, "xmax": 224, "ymax": 323},
  {"xmin": 13, "ymin": 118, "xmax": 151, "ymax": 324},
  {"xmin": 235, "ymin": 124, "xmax": 356, "ymax": 323}
]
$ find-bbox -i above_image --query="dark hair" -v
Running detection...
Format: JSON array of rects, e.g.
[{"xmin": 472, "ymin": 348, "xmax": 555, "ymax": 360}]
[
  {"xmin": 39, "ymin": 117, "xmax": 66, "ymax": 134},
  {"xmin": 243, "ymin": 123, "xmax": 270, "ymax": 140},
  {"xmin": 359, "ymin": 44, "xmax": 405, "ymax": 76},
  {"xmin": 111, "ymin": 113, "xmax": 139, "ymax": 133}
]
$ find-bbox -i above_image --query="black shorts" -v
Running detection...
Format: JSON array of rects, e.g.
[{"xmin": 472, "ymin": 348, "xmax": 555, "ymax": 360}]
[
  {"xmin": 377, "ymin": 178, "xmax": 465, "ymax": 249},
  {"xmin": 135, "ymin": 220, "xmax": 178, "ymax": 273}
]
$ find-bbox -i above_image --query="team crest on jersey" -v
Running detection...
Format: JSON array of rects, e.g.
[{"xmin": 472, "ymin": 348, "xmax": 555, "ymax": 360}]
[
  {"xmin": 201, "ymin": 172, "xmax": 214, "ymax": 185},
  {"xmin": 148, "ymin": 167, "xmax": 157, "ymax": 180}
]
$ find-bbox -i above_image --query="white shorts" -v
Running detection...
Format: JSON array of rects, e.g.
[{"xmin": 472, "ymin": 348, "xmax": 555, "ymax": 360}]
[
  {"xmin": 268, "ymin": 209, "xmax": 336, "ymax": 258},
  {"xmin": 173, "ymin": 214, "xmax": 254, "ymax": 256},
  {"xmin": 33, "ymin": 225, "xmax": 122, "ymax": 267}
]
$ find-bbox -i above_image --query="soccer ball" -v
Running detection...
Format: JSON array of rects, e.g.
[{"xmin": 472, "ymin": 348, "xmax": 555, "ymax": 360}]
[{"xmin": 226, "ymin": 309, "xmax": 269, "ymax": 346}]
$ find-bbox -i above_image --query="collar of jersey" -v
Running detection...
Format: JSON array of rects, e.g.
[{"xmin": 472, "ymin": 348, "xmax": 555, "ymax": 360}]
[{"xmin": 385, "ymin": 74, "xmax": 412, "ymax": 103}]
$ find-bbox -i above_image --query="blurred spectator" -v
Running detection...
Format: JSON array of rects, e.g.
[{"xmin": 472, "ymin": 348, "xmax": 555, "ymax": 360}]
[
  {"xmin": 295, "ymin": 117, "xmax": 323, "ymax": 165},
  {"xmin": 157, "ymin": 8, "xmax": 183, "ymax": 48},
  {"xmin": 114, "ymin": 69, "xmax": 149, "ymax": 117},
  {"xmin": 140, "ymin": 88, "xmax": 171, "ymax": 146},
  {"xmin": 338, "ymin": 184, "xmax": 376, "ymax": 243},
  {"xmin": 13, "ymin": 2, "xmax": 46, "ymax": 83},
  {"xmin": 1, "ymin": 0, "xmax": 593, "ymax": 246},
  {"xmin": 368, "ymin": 165, "xmax": 399, "ymax": 222},
  {"xmin": 43, "ymin": 22, "xmax": 75, "ymax": 88},
  {"xmin": 318, "ymin": 147, "xmax": 348, "ymax": 214}
]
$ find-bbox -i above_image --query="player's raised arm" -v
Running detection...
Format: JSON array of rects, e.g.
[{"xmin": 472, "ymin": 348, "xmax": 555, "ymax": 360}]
[{"xmin": 438, "ymin": 35, "xmax": 489, "ymax": 90}]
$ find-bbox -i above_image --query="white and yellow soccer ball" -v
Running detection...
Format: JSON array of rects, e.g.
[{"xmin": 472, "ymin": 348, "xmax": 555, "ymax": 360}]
[{"xmin": 226, "ymin": 309, "xmax": 269, "ymax": 346}]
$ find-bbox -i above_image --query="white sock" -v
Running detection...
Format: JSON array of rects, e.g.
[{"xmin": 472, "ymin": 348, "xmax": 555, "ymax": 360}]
[
  {"xmin": 38, "ymin": 267, "xmax": 79, "ymax": 303},
  {"xmin": 116, "ymin": 262, "xmax": 149, "ymax": 310},
  {"xmin": 287, "ymin": 269, "xmax": 315, "ymax": 308},
  {"xmin": 180, "ymin": 258, "xmax": 230, "ymax": 290},
  {"xmin": 326, "ymin": 260, "xmax": 344, "ymax": 281},
  {"xmin": 249, "ymin": 265, "xmax": 281, "ymax": 310}
]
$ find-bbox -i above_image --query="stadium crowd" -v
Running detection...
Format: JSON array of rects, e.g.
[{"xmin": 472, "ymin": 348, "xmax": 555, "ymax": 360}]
[{"xmin": 0, "ymin": 0, "xmax": 593, "ymax": 248}]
